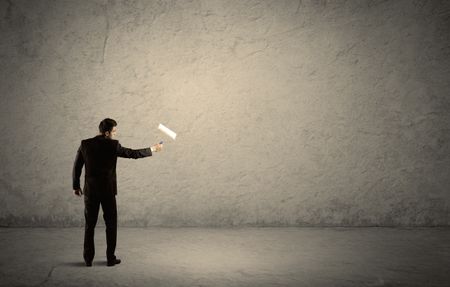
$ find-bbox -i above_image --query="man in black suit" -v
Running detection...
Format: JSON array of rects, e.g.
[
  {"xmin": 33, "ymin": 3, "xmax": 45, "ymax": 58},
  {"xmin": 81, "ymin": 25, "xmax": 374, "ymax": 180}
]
[{"xmin": 72, "ymin": 118, "xmax": 163, "ymax": 267}]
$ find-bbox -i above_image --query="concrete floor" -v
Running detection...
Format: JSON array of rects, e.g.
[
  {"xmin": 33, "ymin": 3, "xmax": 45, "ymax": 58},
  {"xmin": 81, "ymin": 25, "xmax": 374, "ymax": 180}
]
[{"xmin": 0, "ymin": 227, "xmax": 449, "ymax": 287}]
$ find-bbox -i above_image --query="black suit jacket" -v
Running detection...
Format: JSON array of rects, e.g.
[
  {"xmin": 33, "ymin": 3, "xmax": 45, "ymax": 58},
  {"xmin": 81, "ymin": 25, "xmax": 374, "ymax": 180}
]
[{"xmin": 72, "ymin": 135, "xmax": 152, "ymax": 196}]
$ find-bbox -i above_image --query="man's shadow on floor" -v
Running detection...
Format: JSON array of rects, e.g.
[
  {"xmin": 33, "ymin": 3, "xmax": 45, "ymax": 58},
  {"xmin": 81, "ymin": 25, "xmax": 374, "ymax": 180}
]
[{"xmin": 61, "ymin": 261, "xmax": 109, "ymax": 267}]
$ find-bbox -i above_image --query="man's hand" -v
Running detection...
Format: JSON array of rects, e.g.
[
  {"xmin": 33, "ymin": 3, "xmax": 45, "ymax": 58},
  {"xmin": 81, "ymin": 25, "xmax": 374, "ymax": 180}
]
[
  {"xmin": 73, "ymin": 189, "xmax": 83, "ymax": 197},
  {"xmin": 151, "ymin": 143, "xmax": 163, "ymax": 152}
]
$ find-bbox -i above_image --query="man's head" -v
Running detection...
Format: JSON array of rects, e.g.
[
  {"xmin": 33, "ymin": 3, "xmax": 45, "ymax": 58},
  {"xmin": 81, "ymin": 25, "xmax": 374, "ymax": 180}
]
[{"xmin": 99, "ymin": 118, "xmax": 117, "ymax": 139}]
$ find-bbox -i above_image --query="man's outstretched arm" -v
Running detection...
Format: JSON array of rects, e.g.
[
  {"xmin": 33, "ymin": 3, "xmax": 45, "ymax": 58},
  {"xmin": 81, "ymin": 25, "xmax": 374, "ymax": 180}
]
[
  {"xmin": 116, "ymin": 142, "xmax": 162, "ymax": 159},
  {"xmin": 72, "ymin": 143, "xmax": 84, "ymax": 196}
]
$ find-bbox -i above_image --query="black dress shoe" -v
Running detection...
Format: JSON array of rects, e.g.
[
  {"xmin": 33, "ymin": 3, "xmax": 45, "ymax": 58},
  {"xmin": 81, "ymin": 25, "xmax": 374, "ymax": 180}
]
[
  {"xmin": 85, "ymin": 261, "xmax": 92, "ymax": 267},
  {"xmin": 107, "ymin": 258, "xmax": 121, "ymax": 266}
]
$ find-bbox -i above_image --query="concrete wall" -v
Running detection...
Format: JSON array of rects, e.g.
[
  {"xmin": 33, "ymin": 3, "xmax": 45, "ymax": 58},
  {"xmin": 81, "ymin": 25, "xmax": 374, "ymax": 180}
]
[{"xmin": 0, "ymin": 0, "xmax": 449, "ymax": 227}]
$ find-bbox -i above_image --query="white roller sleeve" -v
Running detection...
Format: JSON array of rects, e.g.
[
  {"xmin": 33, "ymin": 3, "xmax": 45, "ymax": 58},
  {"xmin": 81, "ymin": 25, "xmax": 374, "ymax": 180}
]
[{"xmin": 158, "ymin": 123, "xmax": 177, "ymax": 140}]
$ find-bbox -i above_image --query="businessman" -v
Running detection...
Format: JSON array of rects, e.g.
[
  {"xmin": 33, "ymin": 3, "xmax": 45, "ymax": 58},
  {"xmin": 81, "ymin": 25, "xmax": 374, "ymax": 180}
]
[{"xmin": 72, "ymin": 118, "xmax": 163, "ymax": 267}]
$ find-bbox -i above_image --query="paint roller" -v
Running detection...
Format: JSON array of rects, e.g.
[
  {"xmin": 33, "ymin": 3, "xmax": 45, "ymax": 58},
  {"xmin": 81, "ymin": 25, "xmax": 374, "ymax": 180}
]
[{"xmin": 158, "ymin": 123, "xmax": 177, "ymax": 144}]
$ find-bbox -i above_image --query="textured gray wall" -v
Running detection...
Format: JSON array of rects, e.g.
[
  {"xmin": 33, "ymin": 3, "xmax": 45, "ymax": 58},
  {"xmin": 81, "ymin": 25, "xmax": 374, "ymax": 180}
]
[{"xmin": 0, "ymin": 0, "xmax": 449, "ymax": 227}]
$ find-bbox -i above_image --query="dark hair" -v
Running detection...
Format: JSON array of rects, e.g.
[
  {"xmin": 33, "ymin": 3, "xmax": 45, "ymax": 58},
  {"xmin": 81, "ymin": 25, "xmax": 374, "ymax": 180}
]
[{"xmin": 99, "ymin": 118, "xmax": 117, "ymax": 134}]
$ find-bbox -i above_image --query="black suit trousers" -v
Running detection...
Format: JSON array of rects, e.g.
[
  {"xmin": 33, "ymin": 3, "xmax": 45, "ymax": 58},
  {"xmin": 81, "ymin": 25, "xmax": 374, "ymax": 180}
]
[{"xmin": 83, "ymin": 191, "xmax": 117, "ymax": 262}]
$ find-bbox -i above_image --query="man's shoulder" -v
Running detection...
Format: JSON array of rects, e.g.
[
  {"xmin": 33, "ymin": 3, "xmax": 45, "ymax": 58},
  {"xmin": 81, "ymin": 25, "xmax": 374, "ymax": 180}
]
[
  {"xmin": 81, "ymin": 137, "xmax": 96, "ymax": 144},
  {"xmin": 81, "ymin": 136, "xmax": 118, "ymax": 144}
]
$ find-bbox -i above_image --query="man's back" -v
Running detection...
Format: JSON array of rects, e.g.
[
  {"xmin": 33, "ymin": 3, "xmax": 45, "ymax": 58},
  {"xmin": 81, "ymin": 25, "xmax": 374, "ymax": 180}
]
[
  {"xmin": 83, "ymin": 136, "xmax": 118, "ymax": 178},
  {"xmin": 72, "ymin": 135, "xmax": 153, "ymax": 196}
]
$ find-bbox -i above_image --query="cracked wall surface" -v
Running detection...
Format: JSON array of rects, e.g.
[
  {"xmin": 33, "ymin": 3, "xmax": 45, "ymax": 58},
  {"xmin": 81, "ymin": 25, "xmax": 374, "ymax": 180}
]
[{"xmin": 0, "ymin": 0, "xmax": 449, "ymax": 226}]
